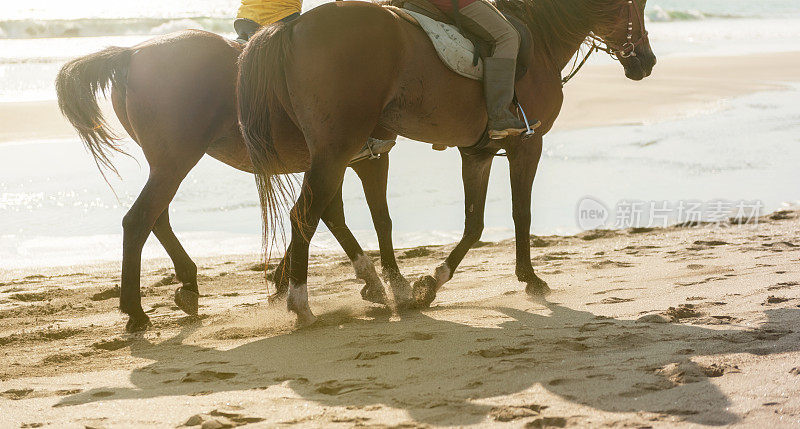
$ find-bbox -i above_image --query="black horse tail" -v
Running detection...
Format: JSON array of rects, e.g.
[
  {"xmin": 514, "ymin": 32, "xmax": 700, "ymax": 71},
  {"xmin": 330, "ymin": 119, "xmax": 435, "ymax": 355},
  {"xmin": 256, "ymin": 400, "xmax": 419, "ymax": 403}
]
[
  {"xmin": 55, "ymin": 46, "xmax": 132, "ymax": 178},
  {"xmin": 237, "ymin": 22, "xmax": 299, "ymax": 260}
]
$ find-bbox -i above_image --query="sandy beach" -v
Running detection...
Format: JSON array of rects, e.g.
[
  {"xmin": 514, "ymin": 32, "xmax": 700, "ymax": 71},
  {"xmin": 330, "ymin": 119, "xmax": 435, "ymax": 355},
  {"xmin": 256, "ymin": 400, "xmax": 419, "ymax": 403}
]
[
  {"xmin": 1, "ymin": 209, "xmax": 799, "ymax": 427},
  {"xmin": 3, "ymin": 51, "xmax": 800, "ymax": 144}
]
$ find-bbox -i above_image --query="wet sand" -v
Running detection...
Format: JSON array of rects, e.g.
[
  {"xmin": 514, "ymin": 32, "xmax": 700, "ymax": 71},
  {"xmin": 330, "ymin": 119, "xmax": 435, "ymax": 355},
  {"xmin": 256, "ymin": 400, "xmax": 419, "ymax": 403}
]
[{"xmin": 1, "ymin": 210, "xmax": 799, "ymax": 427}]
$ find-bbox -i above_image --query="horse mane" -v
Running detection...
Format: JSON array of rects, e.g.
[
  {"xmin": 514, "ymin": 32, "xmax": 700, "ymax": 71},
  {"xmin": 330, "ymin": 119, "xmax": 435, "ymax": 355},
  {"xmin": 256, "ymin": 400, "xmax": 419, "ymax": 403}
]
[{"xmin": 495, "ymin": 0, "xmax": 622, "ymax": 61}]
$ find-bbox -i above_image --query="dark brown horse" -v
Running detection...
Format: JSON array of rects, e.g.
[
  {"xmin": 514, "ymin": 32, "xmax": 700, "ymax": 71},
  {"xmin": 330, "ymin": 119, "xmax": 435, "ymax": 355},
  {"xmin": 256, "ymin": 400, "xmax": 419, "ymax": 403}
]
[
  {"xmin": 237, "ymin": 0, "xmax": 656, "ymax": 324},
  {"xmin": 55, "ymin": 30, "xmax": 410, "ymax": 332}
]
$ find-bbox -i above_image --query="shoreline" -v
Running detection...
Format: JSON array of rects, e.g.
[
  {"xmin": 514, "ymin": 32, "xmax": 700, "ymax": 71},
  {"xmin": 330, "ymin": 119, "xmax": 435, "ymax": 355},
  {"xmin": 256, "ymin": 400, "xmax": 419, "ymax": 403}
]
[{"xmin": 2, "ymin": 51, "xmax": 800, "ymax": 144}]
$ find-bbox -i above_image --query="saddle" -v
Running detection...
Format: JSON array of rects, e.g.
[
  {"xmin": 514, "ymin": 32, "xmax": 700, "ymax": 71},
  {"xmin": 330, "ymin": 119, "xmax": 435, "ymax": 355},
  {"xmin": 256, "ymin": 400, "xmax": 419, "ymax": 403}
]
[{"xmin": 385, "ymin": 0, "xmax": 532, "ymax": 82}]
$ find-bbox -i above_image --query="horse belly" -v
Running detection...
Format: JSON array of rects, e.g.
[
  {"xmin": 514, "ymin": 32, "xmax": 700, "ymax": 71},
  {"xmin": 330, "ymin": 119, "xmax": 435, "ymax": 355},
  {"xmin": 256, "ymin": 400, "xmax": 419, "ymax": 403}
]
[{"xmin": 380, "ymin": 22, "xmax": 487, "ymax": 147}]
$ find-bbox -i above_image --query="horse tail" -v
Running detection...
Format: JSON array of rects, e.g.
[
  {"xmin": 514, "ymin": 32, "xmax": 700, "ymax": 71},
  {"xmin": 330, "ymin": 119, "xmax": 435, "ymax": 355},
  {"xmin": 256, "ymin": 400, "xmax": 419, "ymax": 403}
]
[
  {"xmin": 237, "ymin": 23, "xmax": 299, "ymax": 257},
  {"xmin": 56, "ymin": 46, "xmax": 132, "ymax": 178}
]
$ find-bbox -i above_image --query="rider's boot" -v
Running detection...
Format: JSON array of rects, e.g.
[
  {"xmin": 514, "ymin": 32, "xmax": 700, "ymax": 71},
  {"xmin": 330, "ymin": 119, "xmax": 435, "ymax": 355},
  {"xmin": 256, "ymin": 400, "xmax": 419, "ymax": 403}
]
[
  {"xmin": 484, "ymin": 57, "xmax": 539, "ymax": 139},
  {"xmin": 234, "ymin": 18, "xmax": 261, "ymax": 44}
]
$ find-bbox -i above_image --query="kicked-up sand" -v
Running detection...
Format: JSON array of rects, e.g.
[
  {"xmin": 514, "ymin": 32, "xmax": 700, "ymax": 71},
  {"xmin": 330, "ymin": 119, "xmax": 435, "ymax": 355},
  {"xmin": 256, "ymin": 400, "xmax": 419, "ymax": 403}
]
[{"xmin": 1, "ymin": 210, "xmax": 799, "ymax": 427}]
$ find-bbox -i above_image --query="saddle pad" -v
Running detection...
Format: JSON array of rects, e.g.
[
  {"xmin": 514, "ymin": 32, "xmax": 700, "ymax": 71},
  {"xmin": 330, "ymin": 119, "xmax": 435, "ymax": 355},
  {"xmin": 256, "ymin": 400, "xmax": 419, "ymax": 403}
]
[{"xmin": 402, "ymin": 9, "xmax": 483, "ymax": 80}]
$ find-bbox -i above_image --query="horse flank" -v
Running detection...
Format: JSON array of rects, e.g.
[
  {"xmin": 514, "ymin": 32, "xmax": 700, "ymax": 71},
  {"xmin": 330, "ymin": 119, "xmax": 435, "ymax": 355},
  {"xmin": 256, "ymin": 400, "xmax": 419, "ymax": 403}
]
[
  {"xmin": 236, "ymin": 22, "xmax": 301, "ymax": 259},
  {"xmin": 55, "ymin": 46, "xmax": 132, "ymax": 178}
]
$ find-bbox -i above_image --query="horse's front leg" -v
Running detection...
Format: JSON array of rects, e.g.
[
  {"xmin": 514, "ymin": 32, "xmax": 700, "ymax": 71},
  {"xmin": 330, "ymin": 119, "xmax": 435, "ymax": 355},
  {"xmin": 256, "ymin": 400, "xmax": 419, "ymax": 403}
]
[
  {"xmin": 412, "ymin": 148, "xmax": 495, "ymax": 308},
  {"xmin": 508, "ymin": 135, "xmax": 549, "ymax": 295},
  {"xmin": 286, "ymin": 155, "xmax": 351, "ymax": 326}
]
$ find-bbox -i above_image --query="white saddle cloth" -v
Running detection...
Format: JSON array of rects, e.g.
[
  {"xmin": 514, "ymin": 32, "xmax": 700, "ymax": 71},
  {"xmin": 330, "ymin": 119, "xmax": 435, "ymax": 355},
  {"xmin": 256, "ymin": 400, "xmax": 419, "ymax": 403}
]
[{"xmin": 403, "ymin": 9, "xmax": 484, "ymax": 81}]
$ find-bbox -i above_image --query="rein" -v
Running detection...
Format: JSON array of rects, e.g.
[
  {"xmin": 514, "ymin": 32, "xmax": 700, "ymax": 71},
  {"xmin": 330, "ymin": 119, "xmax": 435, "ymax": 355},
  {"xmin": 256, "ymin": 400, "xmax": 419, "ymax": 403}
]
[{"xmin": 561, "ymin": 0, "xmax": 647, "ymax": 85}]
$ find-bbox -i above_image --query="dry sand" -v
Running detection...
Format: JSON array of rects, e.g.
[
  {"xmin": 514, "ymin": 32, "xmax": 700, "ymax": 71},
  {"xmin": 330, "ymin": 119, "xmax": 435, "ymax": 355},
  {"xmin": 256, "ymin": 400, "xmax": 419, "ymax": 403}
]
[
  {"xmin": 2, "ymin": 51, "xmax": 800, "ymax": 144},
  {"xmin": 1, "ymin": 210, "xmax": 799, "ymax": 427}
]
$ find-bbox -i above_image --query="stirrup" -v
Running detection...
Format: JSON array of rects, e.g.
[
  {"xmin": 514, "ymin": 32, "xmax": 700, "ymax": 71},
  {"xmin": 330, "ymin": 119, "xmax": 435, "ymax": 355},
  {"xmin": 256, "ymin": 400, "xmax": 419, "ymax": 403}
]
[{"xmin": 517, "ymin": 102, "xmax": 541, "ymax": 139}]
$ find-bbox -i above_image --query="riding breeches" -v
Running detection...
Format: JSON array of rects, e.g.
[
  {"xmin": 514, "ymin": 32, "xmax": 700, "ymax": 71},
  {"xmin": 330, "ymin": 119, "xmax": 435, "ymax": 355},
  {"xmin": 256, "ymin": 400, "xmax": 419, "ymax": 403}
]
[{"xmin": 457, "ymin": 0, "xmax": 520, "ymax": 60}]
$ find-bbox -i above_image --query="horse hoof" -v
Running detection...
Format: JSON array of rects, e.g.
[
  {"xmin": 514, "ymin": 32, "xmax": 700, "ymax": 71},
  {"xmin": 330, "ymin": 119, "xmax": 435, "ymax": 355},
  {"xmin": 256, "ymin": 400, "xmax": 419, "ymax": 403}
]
[
  {"xmin": 361, "ymin": 284, "xmax": 388, "ymax": 305},
  {"xmin": 174, "ymin": 287, "xmax": 199, "ymax": 315},
  {"xmin": 412, "ymin": 275, "xmax": 437, "ymax": 308},
  {"xmin": 384, "ymin": 270, "xmax": 414, "ymax": 309},
  {"xmin": 290, "ymin": 305, "xmax": 317, "ymax": 328},
  {"xmin": 525, "ymin": 276, "xmax": 550, "ymax": 296},
  {"xmin": 125, "ymin": 313, "xmax": 152, "ymax": 333}
]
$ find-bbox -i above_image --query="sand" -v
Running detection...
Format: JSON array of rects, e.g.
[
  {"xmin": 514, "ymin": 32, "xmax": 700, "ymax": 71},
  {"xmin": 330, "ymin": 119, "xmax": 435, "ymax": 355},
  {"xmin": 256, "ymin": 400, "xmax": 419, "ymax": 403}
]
[
  {"xmin": 3, "ymin": 51, "xmax": 800, "ymax": 144},
  {"xmin": 1, "ymin": 210, "xmax": 799, "ymax": 427}
]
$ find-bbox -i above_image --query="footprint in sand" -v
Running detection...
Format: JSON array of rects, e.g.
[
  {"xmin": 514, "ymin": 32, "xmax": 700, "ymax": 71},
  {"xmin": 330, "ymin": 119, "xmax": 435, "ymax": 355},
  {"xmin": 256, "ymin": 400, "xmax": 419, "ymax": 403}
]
[
  {"xmin": 526, "ymin": 416, "xmax": 568, "ymax": 428},
  {"xmin": 768, "ymin": 281, "xmax": 799, "ymax": 291},
  {"xmin": 489, "ymin": 404, "xmax": 546, "ymax": 422},
  {"xmin": 92, "ymin": 338, "xmax": 130, "ymax": 351},
  {"xmin": 663, "ymin": 304, "xmax": 702, "ymax": 321},
  {"xmin": 469, "ymin": 346, "xmax": 529, "ymax": 358},
  {"xmin": 765, "ymin": 295, "xmax": 791, "ymax": 304},
  {"xmin": 180, "ymin": 370, "xmax": 237, "ymax": 383},
  {"xmin": 1, "ymin": 388, "xmax": 33, "ymax": 400},
  {"xmin": 184, "ymin": 410, "xmax": 265, "ymax": 427},
  {"xmin": 353, "ymin": 351, "xmax": 399, "ymax": 360},
  {"xmin": 314, "ymin": 379, "xmax": 373, "ymax": 395}
]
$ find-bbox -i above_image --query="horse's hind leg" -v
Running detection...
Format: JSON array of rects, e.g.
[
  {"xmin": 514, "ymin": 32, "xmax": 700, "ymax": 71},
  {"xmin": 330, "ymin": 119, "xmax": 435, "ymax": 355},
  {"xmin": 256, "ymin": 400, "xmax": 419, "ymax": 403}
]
[
  {"xmin": 351, "ymin": 156, "xmax": 413, "ymax": 307},
  {"xmin": 151, "ymin": 209, "xmax": 200, "ymax": 315},
  {"xmin": 319, "ymin": 184, "xmax": 388, "ymax": 305},
  {"xmin": 120, "ymin": 170, "xmax": 190, "ymax": 331},
  {"xmin": 412, "ymin": 149, "xmax": 495, "ymax": 308},
  {"xmin": 270, "ymin": 173, "xmax": 388, "ymax": 305}
]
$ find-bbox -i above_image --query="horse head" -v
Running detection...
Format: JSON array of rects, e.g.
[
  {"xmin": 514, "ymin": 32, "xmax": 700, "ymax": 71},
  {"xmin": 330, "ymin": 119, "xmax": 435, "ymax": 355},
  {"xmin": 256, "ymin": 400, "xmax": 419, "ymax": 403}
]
[{"xmin": 593, "ymin": 0, "xmax": 656, "ymax": 80}]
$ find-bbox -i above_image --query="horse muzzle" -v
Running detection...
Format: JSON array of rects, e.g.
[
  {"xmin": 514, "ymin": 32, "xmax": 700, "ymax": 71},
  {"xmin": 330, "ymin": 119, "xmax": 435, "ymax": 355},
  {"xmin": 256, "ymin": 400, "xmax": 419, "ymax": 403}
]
[{"xmin": 620, "ymin": 45, "xmax": 657, "ymax": 81}]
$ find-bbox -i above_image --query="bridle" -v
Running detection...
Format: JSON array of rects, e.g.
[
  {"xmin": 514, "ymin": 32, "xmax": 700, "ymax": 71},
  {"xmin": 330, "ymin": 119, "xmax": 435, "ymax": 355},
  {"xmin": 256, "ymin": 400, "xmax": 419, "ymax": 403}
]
[{"xmin": 562, "ymin": 0, "xmax": 649, "ymax": 85}]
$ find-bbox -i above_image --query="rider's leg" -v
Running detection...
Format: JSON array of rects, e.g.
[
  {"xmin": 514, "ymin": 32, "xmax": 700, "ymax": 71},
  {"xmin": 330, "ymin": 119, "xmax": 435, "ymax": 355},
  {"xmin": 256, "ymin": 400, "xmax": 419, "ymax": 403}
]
[{"xmin": 459, "ymin": 0, "xmax": 537, "ymax": 139}]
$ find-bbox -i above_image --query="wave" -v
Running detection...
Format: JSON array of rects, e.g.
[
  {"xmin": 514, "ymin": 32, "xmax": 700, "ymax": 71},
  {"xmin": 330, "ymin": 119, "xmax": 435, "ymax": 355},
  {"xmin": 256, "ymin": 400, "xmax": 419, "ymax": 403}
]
[
  {"xmin": 0, "ymin": 17, "xmax": 232, "ymax": 39},
  {"xmin": 646, "ymin": 6, "xmax": 741, "ymax": 22}
]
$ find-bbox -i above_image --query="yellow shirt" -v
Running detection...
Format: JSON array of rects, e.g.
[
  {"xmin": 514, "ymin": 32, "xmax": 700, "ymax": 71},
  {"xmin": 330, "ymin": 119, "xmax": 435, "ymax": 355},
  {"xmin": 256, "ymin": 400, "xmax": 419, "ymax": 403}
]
[{"xmin": 237, "ymin": 0, "xmax": 302, "ymax": 26}]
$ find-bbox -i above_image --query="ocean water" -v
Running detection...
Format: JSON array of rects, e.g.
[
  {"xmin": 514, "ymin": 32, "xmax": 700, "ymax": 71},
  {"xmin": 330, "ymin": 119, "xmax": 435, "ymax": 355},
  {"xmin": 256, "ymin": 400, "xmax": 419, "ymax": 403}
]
[{"xmin": 1, "ymin": 0, "xmax": 799, "ymax": 268}]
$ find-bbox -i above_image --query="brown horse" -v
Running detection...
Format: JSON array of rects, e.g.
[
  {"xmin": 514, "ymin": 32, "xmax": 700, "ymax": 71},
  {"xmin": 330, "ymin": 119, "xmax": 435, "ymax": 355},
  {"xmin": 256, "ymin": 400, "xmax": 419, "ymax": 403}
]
[
  {"xmin": 55, "ymin": 30, "xmax": 410, "ymax": 332},
  {"xmin": 237, "ymin": 0, "xmax": 656, "ymax": 324}
]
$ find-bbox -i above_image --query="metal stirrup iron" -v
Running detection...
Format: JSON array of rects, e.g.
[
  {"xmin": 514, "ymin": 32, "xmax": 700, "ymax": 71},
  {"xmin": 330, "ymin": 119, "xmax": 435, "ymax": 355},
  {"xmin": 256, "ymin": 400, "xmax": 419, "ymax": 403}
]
[{"xmin": 517, "ymin": 102, "xmax": 537, "ymax": 139}]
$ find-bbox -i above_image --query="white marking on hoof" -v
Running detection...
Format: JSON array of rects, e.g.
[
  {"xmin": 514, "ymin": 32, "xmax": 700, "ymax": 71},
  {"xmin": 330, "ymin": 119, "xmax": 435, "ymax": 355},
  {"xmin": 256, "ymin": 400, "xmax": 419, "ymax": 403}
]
[
  {"xmin": 433, "ymin": 263, "xmax": 452, "ymax": 289},
  {"xmin": 352, "ymin": 254, "xmax": 382, "ymax": 285},
  {"xmin": 287, "ymin": 281, "xmax": 316, "ymax": 326},
  {"xmin": 353, "ymin": 253, "xmax": 389, "ymax": 305}
]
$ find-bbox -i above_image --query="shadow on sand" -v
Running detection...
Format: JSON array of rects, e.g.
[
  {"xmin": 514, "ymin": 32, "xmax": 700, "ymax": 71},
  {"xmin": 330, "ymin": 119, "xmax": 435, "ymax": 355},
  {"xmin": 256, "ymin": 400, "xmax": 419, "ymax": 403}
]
[{"xmin": 58, "ymin": 296, "xmax": 800, "ymax": 426}]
